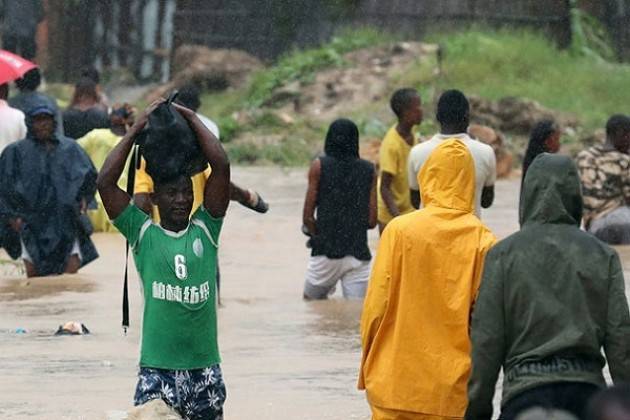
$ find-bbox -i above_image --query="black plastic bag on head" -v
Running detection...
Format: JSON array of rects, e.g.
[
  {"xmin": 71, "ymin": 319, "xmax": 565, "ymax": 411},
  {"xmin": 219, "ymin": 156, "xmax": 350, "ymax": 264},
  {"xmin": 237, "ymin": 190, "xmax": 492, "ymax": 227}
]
[{"xmin": 135, "ymin": 92, "xmax": 207, "ymax": 182}]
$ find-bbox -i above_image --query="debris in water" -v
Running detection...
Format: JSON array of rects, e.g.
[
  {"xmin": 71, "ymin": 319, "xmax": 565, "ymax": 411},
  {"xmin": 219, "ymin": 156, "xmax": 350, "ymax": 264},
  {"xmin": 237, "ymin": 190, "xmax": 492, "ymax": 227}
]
[{"xmin": 54, "ymin": 321, "xmax": 90, "ymax": 335}]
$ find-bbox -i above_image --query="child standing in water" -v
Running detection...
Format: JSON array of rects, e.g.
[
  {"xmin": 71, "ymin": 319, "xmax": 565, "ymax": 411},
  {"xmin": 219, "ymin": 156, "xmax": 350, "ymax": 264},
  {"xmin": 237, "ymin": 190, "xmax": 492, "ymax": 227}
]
[
  {"xmin": 97, "ymin": 100, "xmax": 230, "ymax": 420},
  {"xmin": 377, "ymin": 88, "xmax": 423, "ymax": 232}
]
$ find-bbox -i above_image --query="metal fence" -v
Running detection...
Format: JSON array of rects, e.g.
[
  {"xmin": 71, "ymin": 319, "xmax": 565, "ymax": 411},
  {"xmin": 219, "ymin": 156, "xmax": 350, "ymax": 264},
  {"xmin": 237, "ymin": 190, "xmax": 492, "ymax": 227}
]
[
  {"xmin": 42, "ymin": 0, "xmax": 630, "ymax": 82},
  {"xmin": 172, "ymin": 0, "xmax": 331, "ymax": 60},
  {"xmin": 608, "ymin": 1, "xmax": 630, "ymax": 60},
  {"xmin": 46, "ymin": 0, "xmax": 175, "ymax": 82},
  {"xmin": 173, "ymin": 0, "xmax": 630, "ymax": 62}
]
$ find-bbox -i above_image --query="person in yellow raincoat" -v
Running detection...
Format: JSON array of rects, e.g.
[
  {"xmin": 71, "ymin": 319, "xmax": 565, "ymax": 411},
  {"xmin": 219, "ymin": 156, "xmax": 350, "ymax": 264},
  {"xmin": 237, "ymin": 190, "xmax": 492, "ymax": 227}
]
[
  {"xmin": 77, "ymin": 105, "xmax": 134, "ymax": 232},
  {"xmin": 359, "ymin": 139, "xmax": 496, "ymax": 419}
]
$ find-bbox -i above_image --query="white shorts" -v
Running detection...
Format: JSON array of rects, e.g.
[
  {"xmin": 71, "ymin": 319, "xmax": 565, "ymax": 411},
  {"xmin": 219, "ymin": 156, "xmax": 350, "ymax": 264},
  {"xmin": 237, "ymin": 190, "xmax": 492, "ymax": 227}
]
[
  {"xmin": 20, "ymin": 239, "xmax": 82, "ymax": 263},
  {"xmin": 303, "ymin": 255, "xmax": 371, "ymax": 300}
]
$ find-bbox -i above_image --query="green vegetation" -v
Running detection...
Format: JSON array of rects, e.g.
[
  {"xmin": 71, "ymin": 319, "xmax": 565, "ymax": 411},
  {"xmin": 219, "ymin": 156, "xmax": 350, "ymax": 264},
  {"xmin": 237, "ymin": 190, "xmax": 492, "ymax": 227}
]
[
  {"xmin": 200, "ymin": 27, "xmax": 395, "ymax": 140},
  {"xmin": 198, "ymin": 28, "xmax": 396, "ymax": 165},
  {"xmin": 569, "ymin": 0, "xmax": 615, "ymax": 61},
  {"xmin": 198, "ymin": 27, "xmax": 630, "ymax": 166},
  {"xmin": 426, "ymin": 29, "xmax": 630, "ymax": 130},
  {"xmin": 224, "ymin": 116, "xmax": 327, "ymax": 166},
  {"xmin": 246, "ymin": 27, "xmax": 396, "ymax": 107},
  {"xmin": 228, "ymin": 137, "xmax": 314, "ymax": 166},
  {"xmin": 37, "ymin": 23, "xmax": 630, "ymax": 166}
]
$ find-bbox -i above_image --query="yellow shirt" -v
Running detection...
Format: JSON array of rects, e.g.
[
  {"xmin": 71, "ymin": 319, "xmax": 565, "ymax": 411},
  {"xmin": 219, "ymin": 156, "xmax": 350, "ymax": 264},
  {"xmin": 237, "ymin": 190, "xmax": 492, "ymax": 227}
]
[
  {"xmin": 360, "ymin": 140, "xmax": 496, "ymax": 417},
  {"xmin": 134, "ymin": 158, "xmax": 211, "ymax": 221},
  {"xmin": 377, "ymin": 126, "xmax": 415, "ymax": 224},
  {"xmin": 77, "ymin": 129, "xmax": 127, "ymax": 233}
]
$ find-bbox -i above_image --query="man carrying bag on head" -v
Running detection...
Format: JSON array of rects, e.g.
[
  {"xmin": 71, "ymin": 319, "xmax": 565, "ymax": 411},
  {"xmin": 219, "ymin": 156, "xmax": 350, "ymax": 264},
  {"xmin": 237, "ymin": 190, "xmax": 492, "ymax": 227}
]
[{"xmin": 97, "ymin": 97, "xmax": 231, "ymax": 420}]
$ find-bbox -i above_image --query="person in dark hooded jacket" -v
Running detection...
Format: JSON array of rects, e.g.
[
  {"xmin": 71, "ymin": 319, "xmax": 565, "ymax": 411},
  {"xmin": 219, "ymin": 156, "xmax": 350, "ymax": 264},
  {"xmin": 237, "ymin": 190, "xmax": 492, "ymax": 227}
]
[
  {"xmin": 9, "ymin": 68, "xmax": 65, "ymax": 138},
  {"xmin": 466, "ymin": 154, "xmax": 630, "ymax": 420},
  {"xmin": 302, "ymin": 118, "xmax": 377, "ymax": 299},
  {"xmin": 0, "ymin": 103, "xmax": 98, "ymax": 277}
]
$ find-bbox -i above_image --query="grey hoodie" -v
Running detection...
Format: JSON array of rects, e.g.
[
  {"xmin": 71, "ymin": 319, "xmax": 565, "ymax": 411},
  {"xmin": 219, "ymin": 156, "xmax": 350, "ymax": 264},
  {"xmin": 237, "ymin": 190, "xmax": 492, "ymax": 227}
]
[{"xmin": 465, "ymin": 153, "xmax": 630, "ymax": 419}]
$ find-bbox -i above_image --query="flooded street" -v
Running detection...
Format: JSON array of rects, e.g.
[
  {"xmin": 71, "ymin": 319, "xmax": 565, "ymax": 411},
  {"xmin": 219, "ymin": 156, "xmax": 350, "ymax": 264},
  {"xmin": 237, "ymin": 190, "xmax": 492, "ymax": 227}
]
[{"xmin": 0, "ymin": 167, "xmax": 628, "ymax": 420}]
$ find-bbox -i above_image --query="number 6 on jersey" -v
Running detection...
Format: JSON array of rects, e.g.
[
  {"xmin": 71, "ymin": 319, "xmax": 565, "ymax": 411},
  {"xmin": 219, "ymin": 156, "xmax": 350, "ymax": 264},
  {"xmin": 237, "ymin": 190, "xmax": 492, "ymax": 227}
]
[{"xmin": 175, "ymin": 254, "xmax": 188, "ymax": 280}]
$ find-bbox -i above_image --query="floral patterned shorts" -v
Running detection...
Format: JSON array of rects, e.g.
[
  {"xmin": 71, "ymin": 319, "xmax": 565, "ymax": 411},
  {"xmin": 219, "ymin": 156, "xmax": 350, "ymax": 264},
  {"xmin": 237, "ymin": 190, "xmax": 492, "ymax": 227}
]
[{"xmin": 134, "ymin": 365, "xmax": 227, "ymax": 420}]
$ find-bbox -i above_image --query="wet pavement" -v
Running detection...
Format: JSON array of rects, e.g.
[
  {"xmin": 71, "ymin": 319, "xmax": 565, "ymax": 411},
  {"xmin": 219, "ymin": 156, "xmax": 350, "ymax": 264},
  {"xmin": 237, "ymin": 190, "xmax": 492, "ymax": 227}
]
[{"xmin": 0, "ymin": 167, "xmax": 627, "ymax": 419}]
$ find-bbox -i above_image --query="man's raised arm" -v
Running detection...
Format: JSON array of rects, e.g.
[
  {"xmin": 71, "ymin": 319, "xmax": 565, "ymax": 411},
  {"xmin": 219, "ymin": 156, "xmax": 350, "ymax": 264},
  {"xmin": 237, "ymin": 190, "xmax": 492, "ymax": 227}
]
[
  {"xmin": 97, "ymin": 101, "xmax": 161, "ymax": 220},
  {"xmin": 173, "ymin": 103, "xmax": 230, "ymax": 218}
]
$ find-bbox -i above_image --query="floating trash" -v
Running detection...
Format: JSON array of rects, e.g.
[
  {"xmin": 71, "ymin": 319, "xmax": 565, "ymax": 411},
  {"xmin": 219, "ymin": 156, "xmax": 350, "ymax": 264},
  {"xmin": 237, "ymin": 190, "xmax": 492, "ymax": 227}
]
[{"xmin": 54, "ymin": 321, "xmax": 90, "ymax": 336}]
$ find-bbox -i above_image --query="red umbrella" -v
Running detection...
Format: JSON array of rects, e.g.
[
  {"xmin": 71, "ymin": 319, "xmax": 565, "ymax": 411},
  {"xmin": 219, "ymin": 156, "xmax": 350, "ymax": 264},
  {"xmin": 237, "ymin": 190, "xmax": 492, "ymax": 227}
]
[{"xmin": 0, "ymin": 50, "xmax": 37, "ymax": 85}]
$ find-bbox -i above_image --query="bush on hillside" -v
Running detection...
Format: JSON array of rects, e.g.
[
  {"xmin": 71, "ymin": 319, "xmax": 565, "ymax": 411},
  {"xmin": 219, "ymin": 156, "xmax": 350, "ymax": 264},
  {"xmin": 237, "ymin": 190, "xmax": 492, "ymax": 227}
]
[
  {"xmin": 246, "ymin": 27, "xmax": 397, "ymax": 107},
  {"xmin": 430, "ymin": 29, "xmax": 630, "ymax": 130}
]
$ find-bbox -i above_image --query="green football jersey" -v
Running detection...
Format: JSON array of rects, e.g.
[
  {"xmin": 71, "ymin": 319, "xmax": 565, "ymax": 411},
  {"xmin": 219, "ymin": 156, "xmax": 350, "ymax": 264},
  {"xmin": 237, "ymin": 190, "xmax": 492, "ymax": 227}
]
[{"xmin": 114, "ymin": 204, "xmax": 223, "ymax": 370}]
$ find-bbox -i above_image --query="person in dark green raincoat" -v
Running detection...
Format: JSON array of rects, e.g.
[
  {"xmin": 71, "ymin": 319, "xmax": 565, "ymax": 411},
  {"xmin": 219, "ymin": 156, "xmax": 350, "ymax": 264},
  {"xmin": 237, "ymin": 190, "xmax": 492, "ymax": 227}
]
[{"xmin": 466, "ymin": 154, "xmax": 630, "ymax": 420}]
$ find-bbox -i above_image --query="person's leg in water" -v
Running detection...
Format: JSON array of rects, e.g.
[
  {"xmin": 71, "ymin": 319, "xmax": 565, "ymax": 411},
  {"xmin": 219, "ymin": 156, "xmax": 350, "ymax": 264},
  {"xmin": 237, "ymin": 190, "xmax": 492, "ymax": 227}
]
[
  {"xmin": 303, "ymin": 256, "xmax": 344, "ymax": 299},
  {"xmin": 65, "ymin": 256, "xmax": 81, "ymax": 274},
  {"xmin": 230, "ymin": 182, "xmax": 269, "ymax": 213},
  {"xmin": 64, "ymin": 240, "xmax": 82, "ymax": 274},
  {"xmin": 20, "ymin": 239, "xmax": 38, "ymax": 277},
  {"xmin": 23, "ymin": 242, "xmax": 82, "ymax": 277},
  {"xmin": 22, "ymin": 256, "xmax": 79, "ymax": 277},
  {"xmin": 134, "ymin": 366, "xmax": 227, "ymax": 419},
  {"xmin": 24, "ymin": 260, "xmax": 37, "ymax": 278},
  {"xmin": 340, "ymin": 257, "xmax": 370, "ymax": 299}
]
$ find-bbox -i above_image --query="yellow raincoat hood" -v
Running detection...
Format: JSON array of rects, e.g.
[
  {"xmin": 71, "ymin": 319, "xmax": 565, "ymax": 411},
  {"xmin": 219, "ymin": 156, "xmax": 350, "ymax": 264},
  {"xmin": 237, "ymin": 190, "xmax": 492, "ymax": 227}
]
[
  {"xmin": 359, "ymin": 139, "xmax": 496, "ymax": 417},
  {"xmin": 419, "ymin": 139, "xmax": 475, "ymax": 213}
]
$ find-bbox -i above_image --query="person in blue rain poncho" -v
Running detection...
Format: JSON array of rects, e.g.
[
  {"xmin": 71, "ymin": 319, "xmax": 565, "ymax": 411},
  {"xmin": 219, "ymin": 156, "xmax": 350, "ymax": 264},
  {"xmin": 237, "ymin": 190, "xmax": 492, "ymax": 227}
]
[{"xmin": 0, "ymin": 103, "xmax": 98, "ymax": 277}]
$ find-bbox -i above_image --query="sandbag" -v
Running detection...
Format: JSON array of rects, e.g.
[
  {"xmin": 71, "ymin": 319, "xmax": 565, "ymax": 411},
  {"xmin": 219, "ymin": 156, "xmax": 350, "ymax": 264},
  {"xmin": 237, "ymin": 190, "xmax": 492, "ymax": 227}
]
[{"xmin": 136, "ymin": 92, "xmax": 207, "ymax": 182}]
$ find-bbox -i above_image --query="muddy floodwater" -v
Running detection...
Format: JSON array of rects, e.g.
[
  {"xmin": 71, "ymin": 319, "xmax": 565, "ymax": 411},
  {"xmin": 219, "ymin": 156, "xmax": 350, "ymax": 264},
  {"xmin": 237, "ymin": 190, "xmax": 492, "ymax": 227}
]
[{"xmin": 1, "ymin": 167, "xmax": 628, "ymax": 420}]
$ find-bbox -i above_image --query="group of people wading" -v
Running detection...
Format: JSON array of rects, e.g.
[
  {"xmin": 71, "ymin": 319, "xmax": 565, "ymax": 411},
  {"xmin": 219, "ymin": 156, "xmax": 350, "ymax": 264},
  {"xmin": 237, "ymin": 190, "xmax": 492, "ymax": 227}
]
[
  {"xmin": 303, "ymin": 88, "xmax": 630, "ymax": 420},
  {"xmin": 2, "ymin": 59, "xmax": 630, "ymax": 418}
]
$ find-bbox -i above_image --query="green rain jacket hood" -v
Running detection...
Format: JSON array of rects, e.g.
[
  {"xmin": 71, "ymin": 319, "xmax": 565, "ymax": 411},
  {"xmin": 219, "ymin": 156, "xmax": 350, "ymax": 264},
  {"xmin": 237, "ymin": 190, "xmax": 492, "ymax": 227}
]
[
  {"xmin": 466, "ymin": 154, "xmax": 630, "ymax": 419},
  {"xmin": 519, "ymin": 153, "xmax": 582, "ymax": 227}
]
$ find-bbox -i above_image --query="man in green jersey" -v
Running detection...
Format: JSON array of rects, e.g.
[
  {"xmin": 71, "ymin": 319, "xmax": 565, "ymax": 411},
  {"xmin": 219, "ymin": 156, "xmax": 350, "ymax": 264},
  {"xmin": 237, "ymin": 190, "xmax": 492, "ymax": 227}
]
[{"xmin": 97, "ymin": 99, "xmax": 230, "ymax": 420}]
